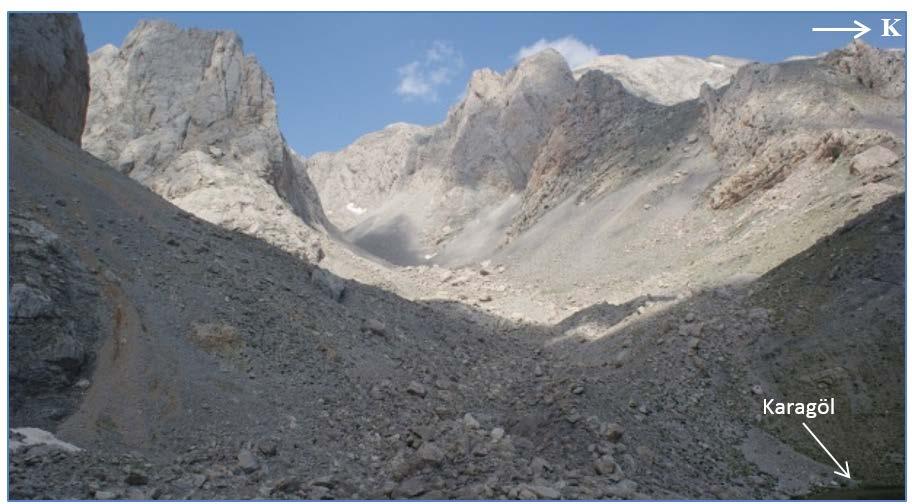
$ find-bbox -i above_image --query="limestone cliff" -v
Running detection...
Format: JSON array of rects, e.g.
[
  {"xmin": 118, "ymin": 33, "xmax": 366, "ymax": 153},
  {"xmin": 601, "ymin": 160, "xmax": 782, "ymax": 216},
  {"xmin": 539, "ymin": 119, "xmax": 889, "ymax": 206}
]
[{"xmin": 83, "ymin": 20, "xmax": 327, "ymax": 261}]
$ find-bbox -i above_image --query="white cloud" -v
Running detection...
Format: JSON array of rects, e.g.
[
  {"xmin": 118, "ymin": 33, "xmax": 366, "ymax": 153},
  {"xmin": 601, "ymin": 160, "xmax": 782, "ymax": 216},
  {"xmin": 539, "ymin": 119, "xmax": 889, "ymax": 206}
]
[
  {"xmin": 396, "ymin": 41, "xmax": 464, "ymax": 102},
  {"xmin": 515, "ymin": 36, "xmax": 600, "ymax": 69}
]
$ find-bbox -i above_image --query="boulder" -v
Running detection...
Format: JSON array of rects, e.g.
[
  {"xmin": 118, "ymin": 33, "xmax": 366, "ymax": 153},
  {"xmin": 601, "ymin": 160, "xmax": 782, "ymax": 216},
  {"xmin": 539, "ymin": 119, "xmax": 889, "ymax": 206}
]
[
  {"xmin": 602, "ymin": 422, "xmax": 624, "ymax": 443},
  {"xmin": 9, "ymin": 283, "xmax": 53, "ymax": 319},
  {"xmin": 9, "ymin": 216, "xmax": 101, "ymax": 428},
  {"xmin": 405, "ymin": 381, "xmax": 427, "ymax": 398},
  {"xmin": 237, "ymin": 449, "xmax": 259, "ymax": 473},
  {"xmin": 362, "ymin": 318, "xmax": 387, "ymax": 337},
  {"xmin": 416, "ymin": 442, "xmax": 445, "ymax": 465},
  {"xmin": 394, "ymin": 477, "xmax": 426, "ymax": 498},
  {"xmin": 850, "ymin": 145, "xmax": 900, "ymax": 180},
  {"xmin": 527, "ymin": 484, "xmax": 561, "ymax": 499},
  {"xmin": 594, "ymin": 454, "xmax": 617, "ymax": 475},
  {"xmin": 605, "ymin": 479, "xmax": 639, "ymax": 499}
]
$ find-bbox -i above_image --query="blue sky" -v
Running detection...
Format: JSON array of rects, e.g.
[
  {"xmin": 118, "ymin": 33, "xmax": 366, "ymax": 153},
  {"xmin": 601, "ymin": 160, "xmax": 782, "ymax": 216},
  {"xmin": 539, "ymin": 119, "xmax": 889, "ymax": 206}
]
[{"xmin": 79, "ymin": 12, "xmax": 906, "ymax": 156}]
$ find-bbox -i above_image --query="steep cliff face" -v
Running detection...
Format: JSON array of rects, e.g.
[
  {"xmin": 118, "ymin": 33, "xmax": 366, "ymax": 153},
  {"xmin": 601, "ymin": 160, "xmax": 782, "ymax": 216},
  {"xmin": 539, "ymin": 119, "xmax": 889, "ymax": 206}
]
[
  {"xmin": 306, "ymin": 49, "xmax": 575, "ymax": 263},
  {"xmin": 83, "ymin": 20, "xmax": 327, "ymax": 261},
  {"xmin": 9, "ymin": 13, "xmax": 90, "ymax": 144},
  {"xmin": 307, "ymin": 49, "xmax": 750, "ymax": 265},
  {"xmin": 436, "ymin": 49, "xmax": 576, "ymax": 191},
  {"xmin": 512, "ymin": 70, "xmax": 701, "ymax": 235}
]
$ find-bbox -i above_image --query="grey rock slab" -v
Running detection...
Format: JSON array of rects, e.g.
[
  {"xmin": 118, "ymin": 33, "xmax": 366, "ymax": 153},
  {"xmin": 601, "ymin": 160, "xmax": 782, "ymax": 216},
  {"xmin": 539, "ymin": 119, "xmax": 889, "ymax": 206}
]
[{"xmin": 10, "ymin": 14, "xmax": 89, "ymax": 144}]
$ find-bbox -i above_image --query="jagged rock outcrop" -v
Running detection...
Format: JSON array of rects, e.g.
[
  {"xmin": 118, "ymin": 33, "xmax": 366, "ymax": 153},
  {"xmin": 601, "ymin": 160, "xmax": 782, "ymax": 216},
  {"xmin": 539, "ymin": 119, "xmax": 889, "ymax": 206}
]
[
  {"xmin": 573, "ymin": 54, "xmax": 748, "ymax": 105},
  {"xmin": 824, "ymin": 40, "xmax": 905, "ymax": 98},
  {"xmin": 9, "ymin": 213, "xmax": 101, "ymax": 431},
  {"xmin": 306, "ymin": 49, "xmax": 575, "ymax": 263},
  {"xmin": 435, "ymin": 49, "xmax": 576, "ymax": 191},
  {"xmin": 308, "ymin": 50, "xmax": 748, "ymax": 263},
  {"xmin": 512, "ymin": 70, "xmax": 701, "ymax": 235},
  {"xmin": 701, "ymin": 41, "xmax": 905, "ymax": 209},
  {"xmin": 83, "ymin": 20, "xmax": 327, "ymax": 261},
  {"xmin": 9, "ymin": 13, "xmax": 90, "ymax": 144},
  {"xmin": 310, "ymin": 43, "xmax": 905, "ymax": 267}
]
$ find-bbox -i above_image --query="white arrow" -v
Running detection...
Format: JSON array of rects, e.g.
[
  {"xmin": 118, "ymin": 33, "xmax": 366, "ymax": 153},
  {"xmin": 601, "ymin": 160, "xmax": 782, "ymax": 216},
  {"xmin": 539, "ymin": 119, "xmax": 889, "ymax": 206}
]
[
  {"xmin": 812, "ymin": 20, "xmax": 871, "ymax": 39},
  {"xmin": 802, "ymin": 422, "xmax": 852, "ymax": 479}
]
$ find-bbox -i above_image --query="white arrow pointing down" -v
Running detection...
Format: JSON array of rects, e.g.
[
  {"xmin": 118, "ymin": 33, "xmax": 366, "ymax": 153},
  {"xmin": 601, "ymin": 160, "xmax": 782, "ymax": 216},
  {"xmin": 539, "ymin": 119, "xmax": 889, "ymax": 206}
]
[{"xmin": 802, "ymin": 422, "xmax": 852, "ymax": 479}]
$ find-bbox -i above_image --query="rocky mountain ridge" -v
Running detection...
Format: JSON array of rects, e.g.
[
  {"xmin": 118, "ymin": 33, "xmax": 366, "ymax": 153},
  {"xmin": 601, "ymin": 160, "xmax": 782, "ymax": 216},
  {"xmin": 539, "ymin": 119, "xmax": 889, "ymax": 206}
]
[
  {"xmin": 572, "ymin": 53, "xmax": 748, "ymax": 105},
  {"xmin": 83, "ymin": 20, "xmax": 328, "ymax": 262},
  {"xmin": 10, "ymin": 105, "xmax": 903, "ymax": 498},
  {"xmin": 307, "ymin": 49, "xmax": 576, "ymax": 264},
  {"xmin": 308, "ymin": 41, "xmax": 904, "ymax": 281},
  {"xmin": 307, "ymin": 51, "xmax": 749, "ymax": 239},
  {"xmin": 8, "ymin": 13, "xmax": 906, "ymax": 500}
]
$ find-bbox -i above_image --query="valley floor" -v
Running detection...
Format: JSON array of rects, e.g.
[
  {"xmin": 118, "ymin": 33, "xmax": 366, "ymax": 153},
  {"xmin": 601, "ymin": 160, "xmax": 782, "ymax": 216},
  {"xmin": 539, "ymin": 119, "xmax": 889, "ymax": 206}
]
[{"xmin": 8, "ymin": 107, "xmax": 905, "ymax": 499}]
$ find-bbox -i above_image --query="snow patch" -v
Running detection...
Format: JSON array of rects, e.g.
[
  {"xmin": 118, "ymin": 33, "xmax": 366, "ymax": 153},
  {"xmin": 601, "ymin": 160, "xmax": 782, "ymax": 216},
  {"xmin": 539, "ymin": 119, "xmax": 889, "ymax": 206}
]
[
  {"xmin": 345, "ymin": 202, "xmax": 366, "ymax": 215},
  {"xmin": 9, "ymin": 427, "xmax": 82, "ymax": 452}
]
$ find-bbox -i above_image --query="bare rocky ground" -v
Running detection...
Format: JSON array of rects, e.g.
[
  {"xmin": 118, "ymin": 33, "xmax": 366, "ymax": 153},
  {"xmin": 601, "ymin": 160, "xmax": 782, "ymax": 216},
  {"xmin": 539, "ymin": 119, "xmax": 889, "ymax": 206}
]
[
  {"xmin": 4, "ymin": 108, "xmax": 708, "ymax": 500},
  {"xmin": 7, "ymin": 15, "xmax": 905, "ymax": 501},
  {"xmin": 8, "ymin": 102, "xmax": 904, "ymax": 499}
]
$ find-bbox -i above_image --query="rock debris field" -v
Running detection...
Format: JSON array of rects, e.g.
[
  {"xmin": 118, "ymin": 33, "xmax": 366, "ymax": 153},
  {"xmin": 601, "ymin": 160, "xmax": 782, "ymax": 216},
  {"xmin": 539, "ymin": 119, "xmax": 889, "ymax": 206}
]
[{"xmin": 7, "ymin": 13, "xmax": 906, "ymax": 500}]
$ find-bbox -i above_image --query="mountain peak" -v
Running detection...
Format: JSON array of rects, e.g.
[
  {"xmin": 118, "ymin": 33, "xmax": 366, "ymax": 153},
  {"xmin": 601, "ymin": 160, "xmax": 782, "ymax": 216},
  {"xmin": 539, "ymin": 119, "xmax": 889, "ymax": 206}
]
[
  {"xmin": 573, "ymin": 52, "xmax": 746, "ymax": 105},
  {"xmin": 124, "ymin": 19, "xmax": 245, "ymax": 53},
  {"xmin": 515, "ymin": 47, "xmax": 567, "ymax": 70},
  {"xmin": 82, "ymin": 20, "xmax": 327, "ymax": 261}
]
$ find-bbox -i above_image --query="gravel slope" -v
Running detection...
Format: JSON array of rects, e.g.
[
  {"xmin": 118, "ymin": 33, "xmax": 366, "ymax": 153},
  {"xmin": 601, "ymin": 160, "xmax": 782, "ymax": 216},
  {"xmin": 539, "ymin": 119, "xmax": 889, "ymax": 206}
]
[
  {"xmin": 10, "ymin": 104, "xmax": 903, "ymax": 499},
  {"xmin": 7, "ymin": 18, "xmax": 905, "ymax": 500}
]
